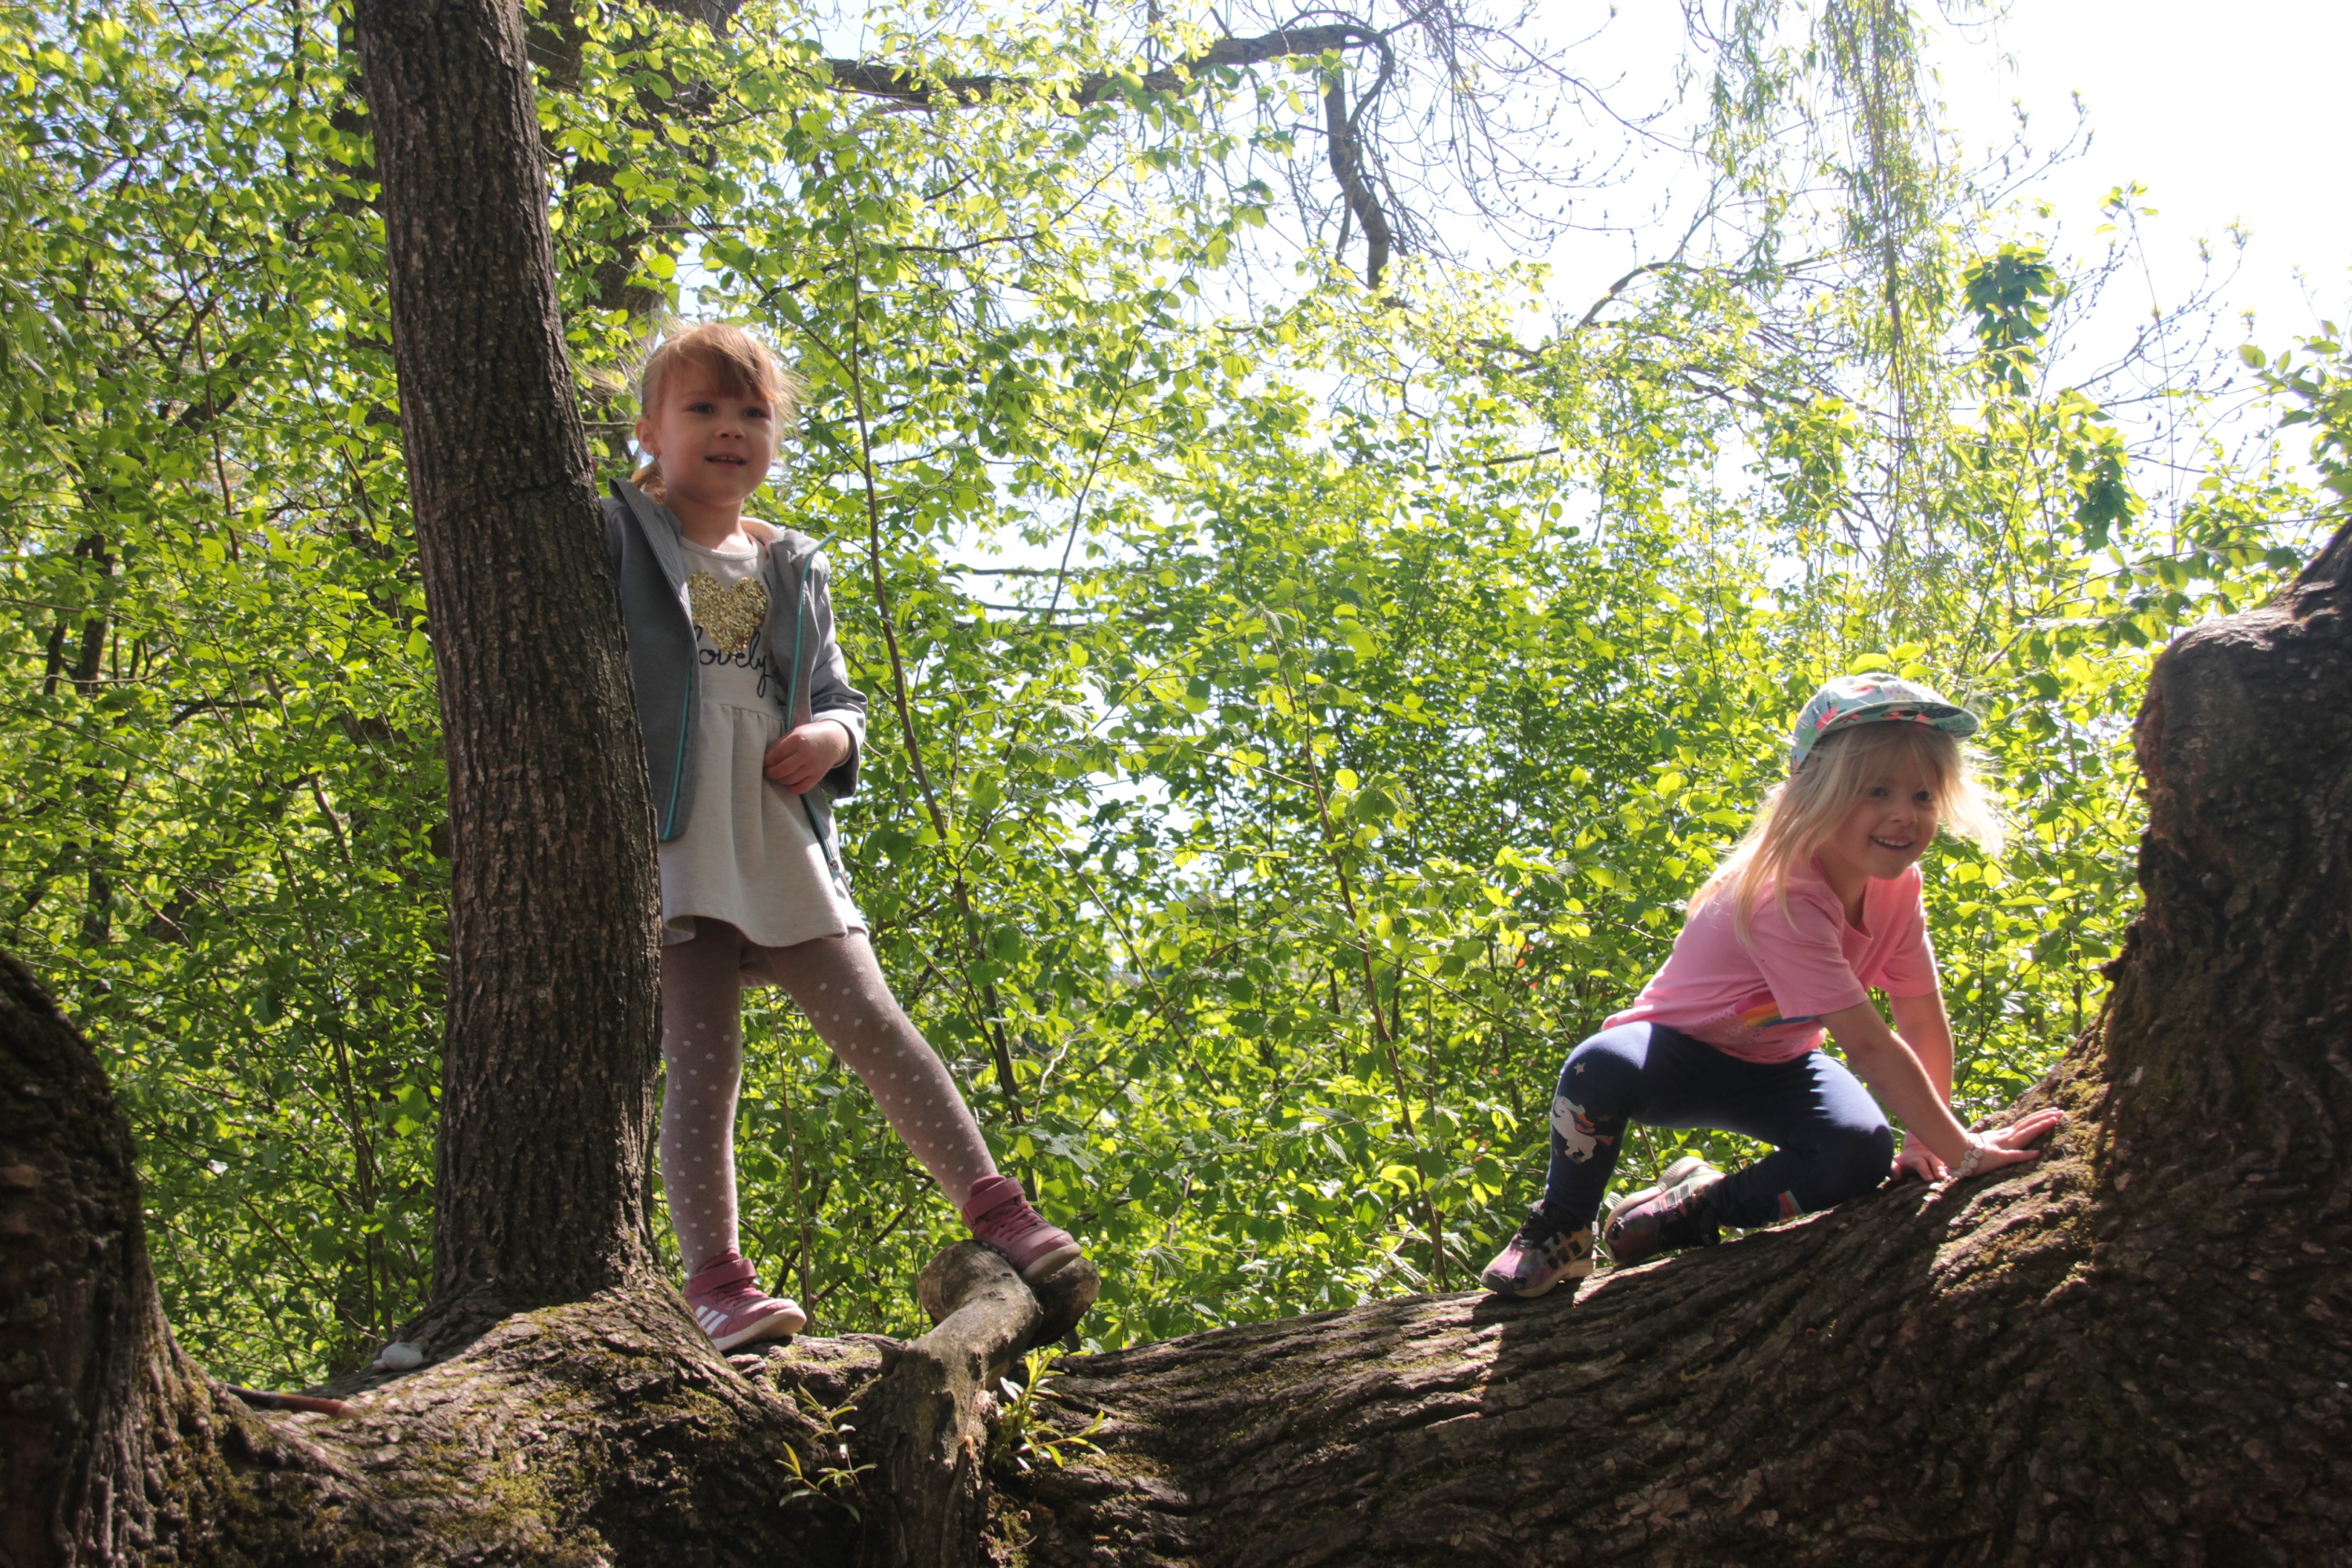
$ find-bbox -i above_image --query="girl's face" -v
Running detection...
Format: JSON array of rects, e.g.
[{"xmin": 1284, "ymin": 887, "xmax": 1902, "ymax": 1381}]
[
  {"xmin": 633, "ymin": 368, "xmax": 777, "ymax": 519},
  {"xmin": 1816, "ymin": 747, "xmax": 1942, "ymax": 888}
]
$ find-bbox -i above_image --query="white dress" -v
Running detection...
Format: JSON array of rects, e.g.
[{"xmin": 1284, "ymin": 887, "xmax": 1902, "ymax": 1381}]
[{"xmin": 657, "ymin": 533, "xmax": 865, "ymax": 949}]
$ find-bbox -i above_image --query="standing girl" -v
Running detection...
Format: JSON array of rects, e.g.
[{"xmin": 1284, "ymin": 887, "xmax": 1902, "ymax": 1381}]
[
  {"xmin": 604, "ymin": 323, "xmax": 1080, "ymax": 1349},
  {"xmin": 1480, "ymin": 676, "xmax": 2064, "ymax": 1298}
]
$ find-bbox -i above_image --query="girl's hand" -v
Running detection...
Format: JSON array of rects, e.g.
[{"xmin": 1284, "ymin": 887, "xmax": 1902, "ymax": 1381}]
[
  {"xmin": 763, "ymin": 720, "xmax": 851, "ymax": 795},
  {"xmin": 1951, "ymin": 1106, "xmax": 2067, "ymax": 1179},
  {"xmin": 1891, "ymin": 1140, "xmax": 1946, "ymax": 1183}
]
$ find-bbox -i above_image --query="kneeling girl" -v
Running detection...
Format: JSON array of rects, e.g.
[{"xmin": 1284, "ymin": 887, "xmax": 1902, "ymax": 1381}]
[{"xmin": 1481, "ymin": 676, "xmax": 2064, "ymax": 1298}]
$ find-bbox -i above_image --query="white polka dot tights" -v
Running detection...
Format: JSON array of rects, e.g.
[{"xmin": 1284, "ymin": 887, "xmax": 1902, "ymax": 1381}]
[{"xmin": 657, "ymin": 919, "xmax": 998, "ymax": 1273}]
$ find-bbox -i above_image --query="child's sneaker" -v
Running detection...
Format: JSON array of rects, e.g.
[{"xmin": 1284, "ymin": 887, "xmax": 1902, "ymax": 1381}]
[
  {"xmin": 684, "ymin": 1251, "xmax": 807, "ymax": 1351},
  {"xmin": 960, "ymin": 1175, "xmax": 1083, "ymax": 1283},
  {"xmin": 1602, "ymin": 1156, "xmax": 1725, "ymax": 1267},
  {"xmin": 1479, "ymin": 1207, "xmax": 1597, "ymax": 1299}
]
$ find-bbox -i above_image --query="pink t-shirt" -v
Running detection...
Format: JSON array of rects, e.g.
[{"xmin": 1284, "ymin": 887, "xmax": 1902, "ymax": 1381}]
[{"xmin": 1604, "ymin": 859, "xmax": 1940, "ymax": 1063}]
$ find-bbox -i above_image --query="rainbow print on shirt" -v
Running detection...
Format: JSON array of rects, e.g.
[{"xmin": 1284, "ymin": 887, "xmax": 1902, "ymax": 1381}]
[
  {"xmin": 1736, "ymin": 999, "xmax": 1822, "ymax": 1036},
  {"xmin": 1682, "ymin": 995, "xmax": 1834, "ymax": 1053}
]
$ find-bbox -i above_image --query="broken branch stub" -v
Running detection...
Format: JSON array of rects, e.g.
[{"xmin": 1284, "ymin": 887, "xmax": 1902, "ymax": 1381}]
[{"xmin": 854, "ymin": 1243, "xmax": 1100, "ymax": 1567}]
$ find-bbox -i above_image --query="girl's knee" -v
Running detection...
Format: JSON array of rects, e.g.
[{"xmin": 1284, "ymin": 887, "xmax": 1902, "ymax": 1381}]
[
  {"xmin": 1821, "ymin": 1122, "xmax": 1893, "ymax": 1200},
  {"xmin": 1550, "ymin": 1025, "xmax": 1648, "ymax": 1164},
  {"xmin": 1558, "ymin": 1023, "xmax": 1648, "ymax": 1097}
]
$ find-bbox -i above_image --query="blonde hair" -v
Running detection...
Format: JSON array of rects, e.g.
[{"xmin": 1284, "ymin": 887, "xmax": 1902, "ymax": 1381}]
[
  {"xmin": 1693, "ymin": 721, "xmax": 2003, "ymax": 941},
  {"xmin": 631, "ymin": 322, "xmax": 801, "ymax": 498}
]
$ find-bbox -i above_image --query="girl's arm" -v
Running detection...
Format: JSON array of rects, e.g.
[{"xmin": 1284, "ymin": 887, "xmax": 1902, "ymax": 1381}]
[
  {"xmin": 763, "ymin": 719, "xmax": 854, "ymax": 794},
  {"xmin": 1822, "ymin": 1000, "xmax": 2062, "ymax": 1176},
  {"xmin": 1887, "ymin": 990, "xmax": 1953, "ymax": 1100},
  {"xmin": 1886, "ymin": 990, "xmax": 1954, "ymax": 1179}
]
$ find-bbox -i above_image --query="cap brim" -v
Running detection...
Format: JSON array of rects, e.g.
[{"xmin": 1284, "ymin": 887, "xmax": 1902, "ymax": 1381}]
[
  {"xmin": 1838, "ymin": 699, "xmax": 1979, "ymax": 738},
  {"xmin": 1791, "ymin": 701, "xmax": 1980, "ymax": 770}
]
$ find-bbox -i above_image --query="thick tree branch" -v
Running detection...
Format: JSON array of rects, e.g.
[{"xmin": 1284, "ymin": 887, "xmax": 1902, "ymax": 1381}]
[
  {"xmin": 856, "ymin": 1243, "xmax": 1100, "ymax": 1567},
  {"xmin": 823, "ymin": 25, "xmax": 1372, "ymax": 109},
  {"xmin": 1323, "ymin": 67, "xmax": 1394, "ymax": 288}
]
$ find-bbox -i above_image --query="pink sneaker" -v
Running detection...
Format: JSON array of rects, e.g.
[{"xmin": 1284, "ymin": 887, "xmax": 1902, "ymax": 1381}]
[
  {"xmin": 960, "ymin": 1175, "xmax": 1083, "ymax": 1283},
  {"xmin": 1602, "ymin": 1156, "xmax": 1724, "ymax": 1267},
  {"xmin": 1479, "ymin": 1207, "xmax": 1596, "ymax": 1299},
  {"xmin": 683, "ymin": 1251, "xmax": 807, "ymax": 1351}
]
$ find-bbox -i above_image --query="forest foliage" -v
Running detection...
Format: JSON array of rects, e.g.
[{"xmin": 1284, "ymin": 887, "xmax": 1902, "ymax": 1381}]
[{"xmin": 2, "ymin": 0, "xmax": 2339, "ymax": 1384}]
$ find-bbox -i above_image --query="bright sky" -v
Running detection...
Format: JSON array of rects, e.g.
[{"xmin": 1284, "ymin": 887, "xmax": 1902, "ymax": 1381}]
[
  {"xmin": 1939, "ymin": 0, "xmax": 2352, "ymax": 347},
  {"xmin": 1534, "ymin": 0, "xmax": 2352, "ymax": 341},
  {"xmin": 1515, "ymin": 0, "xmax": 2352, "ymax": 504}
]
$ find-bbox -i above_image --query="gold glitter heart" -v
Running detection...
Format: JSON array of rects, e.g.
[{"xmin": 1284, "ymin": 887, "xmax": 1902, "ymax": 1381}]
[{"xmin": 687, "ymin": 570, "xmax": 768, "ymax": 654}]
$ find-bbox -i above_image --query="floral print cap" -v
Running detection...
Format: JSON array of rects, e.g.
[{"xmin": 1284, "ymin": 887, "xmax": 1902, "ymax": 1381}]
[{"xmin": 1791, "ymin": 673, "xmax": 1979, "ymax": 771}]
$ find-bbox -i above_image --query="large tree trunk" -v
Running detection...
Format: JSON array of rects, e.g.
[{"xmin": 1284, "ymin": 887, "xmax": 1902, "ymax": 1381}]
[
  {"xmin": 2, "ymin": 938, "xmax": 1087, "ymax": 1565},
  {"xmin": 0, "ymin": 955, "xmax": 241, "ymax": 1566},
  {"xmin": 350, "ymin": 0, "xmax": 662, "ymax": 1316}
]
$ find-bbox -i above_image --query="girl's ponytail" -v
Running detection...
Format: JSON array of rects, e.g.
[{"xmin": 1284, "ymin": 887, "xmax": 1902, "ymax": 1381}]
[{"xmin": 630, "ymin": 452, "xmax": 666, "ymax": 500}]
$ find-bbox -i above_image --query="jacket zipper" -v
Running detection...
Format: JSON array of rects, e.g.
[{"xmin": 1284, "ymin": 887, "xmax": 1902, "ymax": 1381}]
[
  {"xmin": 661, "ymin": 536, "xmax": 695, "ymax": 840},
  {"xmin": 661, "ymin": 665, "xmax": 691, "ymax": 839}
]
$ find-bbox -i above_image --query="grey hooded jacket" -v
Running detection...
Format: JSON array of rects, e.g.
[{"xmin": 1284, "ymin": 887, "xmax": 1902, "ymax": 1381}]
[{"xmin": 602, "ymin": 480, "xmax": 868, "ymax": 869}]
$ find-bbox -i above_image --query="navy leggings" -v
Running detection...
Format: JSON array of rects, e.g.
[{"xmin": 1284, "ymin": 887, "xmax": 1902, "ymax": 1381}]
[{"xmin": 1541, "ymin": 1020, "xmax": 1892, "ymax": 1232}]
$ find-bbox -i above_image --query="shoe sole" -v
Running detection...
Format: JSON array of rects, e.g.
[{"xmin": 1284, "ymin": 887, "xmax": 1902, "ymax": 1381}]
[
  {"xmin": 1602, "ymin": 1155, "xmax": 1716, "ymax": 1262},
  {"xmin": 1012, "ymin": 1240, "xmax": 1084, "ymax": 1284},
  {"xmin": 709, "ymin": 1301, "xmax": 808, "ymax": 1352},
  {"xmin": 1479, "ymin": 1258, "xmax": 1593, "ymax": 1300}
]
